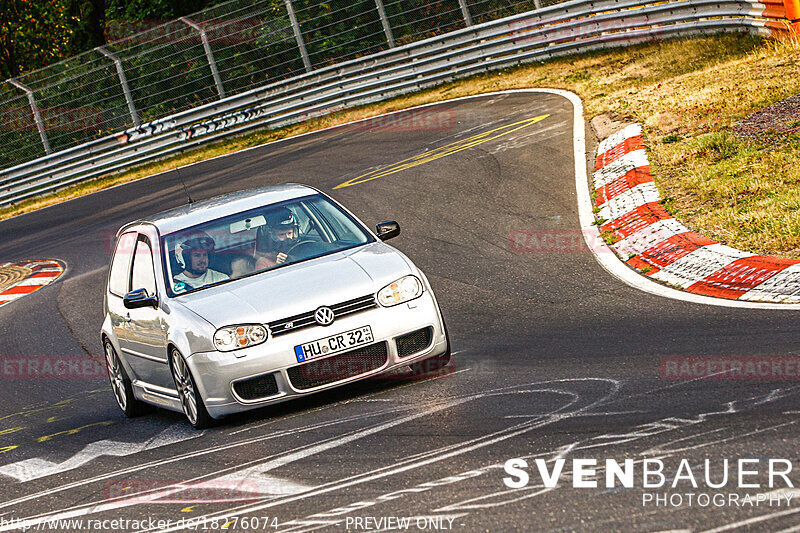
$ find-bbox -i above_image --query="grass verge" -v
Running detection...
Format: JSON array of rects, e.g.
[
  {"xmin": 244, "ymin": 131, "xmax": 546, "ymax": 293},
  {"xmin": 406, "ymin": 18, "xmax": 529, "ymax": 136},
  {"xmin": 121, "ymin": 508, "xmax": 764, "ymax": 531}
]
[{"xmin": 4, "ymin": 32, "xmax": 800, "ymax": 257}]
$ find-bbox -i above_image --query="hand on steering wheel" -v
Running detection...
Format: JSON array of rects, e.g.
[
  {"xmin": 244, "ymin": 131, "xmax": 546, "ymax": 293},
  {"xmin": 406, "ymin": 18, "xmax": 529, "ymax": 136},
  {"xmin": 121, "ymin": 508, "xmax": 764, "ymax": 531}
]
[{"xmin": 283, "ymin": 239, "xmax": 316, "ymax": 260}]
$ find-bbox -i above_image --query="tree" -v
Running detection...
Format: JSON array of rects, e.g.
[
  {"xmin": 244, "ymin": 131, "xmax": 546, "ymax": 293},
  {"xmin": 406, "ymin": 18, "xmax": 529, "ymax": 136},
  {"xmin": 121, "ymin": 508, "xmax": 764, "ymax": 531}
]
[
  {"xmin": 0, "ymin": 0, "xmax": 74, "ymax": 79},
  {"xmin": 66, "ymin": 0, "xmax": 106, "ymax": 55}
]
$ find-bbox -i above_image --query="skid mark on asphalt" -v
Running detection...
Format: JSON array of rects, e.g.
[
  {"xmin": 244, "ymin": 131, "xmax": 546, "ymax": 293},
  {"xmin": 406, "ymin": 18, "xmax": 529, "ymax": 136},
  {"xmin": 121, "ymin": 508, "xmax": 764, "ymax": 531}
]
[
  {"xmin": 228, "ymin": 366, "xmax": 471, "ymax": 437},
  {"xmin": 273, "ymin": 386, "xmax": 800, "ymax": 532},
  {"xmin": 140, "ymin": 379, "xmax": 618, "ymax": 533},
  {"xmin": 0, "ymin": 424, "xmax": 201, "ymax": 483},
  {"xmin": 0, "ymin": 404, "xmax": 420, "ymax": 514},
  {"xmin": 0, "ymin": 379, "xmax": 616, "ymax": 532}
]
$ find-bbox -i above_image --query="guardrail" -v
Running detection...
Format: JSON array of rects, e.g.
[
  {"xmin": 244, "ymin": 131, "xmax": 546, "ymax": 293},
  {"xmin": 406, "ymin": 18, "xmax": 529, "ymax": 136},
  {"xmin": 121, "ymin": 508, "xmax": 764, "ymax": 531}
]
[{"xmin": 0, "ymin": 0, "xmax": 793, "ymax": 208}]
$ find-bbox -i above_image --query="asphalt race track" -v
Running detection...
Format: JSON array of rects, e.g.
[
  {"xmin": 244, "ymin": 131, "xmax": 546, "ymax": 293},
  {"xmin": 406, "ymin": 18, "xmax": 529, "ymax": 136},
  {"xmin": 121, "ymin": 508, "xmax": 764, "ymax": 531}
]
[{"xmin": 2, "ymin": 91, "xmax": 800, "ymax": 532}]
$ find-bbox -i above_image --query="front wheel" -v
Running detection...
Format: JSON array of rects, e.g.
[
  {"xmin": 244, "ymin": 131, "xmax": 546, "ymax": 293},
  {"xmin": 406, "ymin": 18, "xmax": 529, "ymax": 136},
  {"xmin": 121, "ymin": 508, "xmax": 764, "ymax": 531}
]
[
  {"xmin": 103, "ymin": 339, "xmax": 149, "ymax": 418},
  {"xmin": 170, "ymin": 348, "xmax": 213, "ymax": 429}
]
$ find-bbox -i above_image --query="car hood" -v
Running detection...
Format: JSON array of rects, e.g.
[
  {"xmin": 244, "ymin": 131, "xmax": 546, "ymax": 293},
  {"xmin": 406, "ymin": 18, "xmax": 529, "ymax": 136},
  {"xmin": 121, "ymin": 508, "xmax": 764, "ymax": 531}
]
[{"xmin": 172, "ymin": 242, "xmax": 413, "ymax": 327}]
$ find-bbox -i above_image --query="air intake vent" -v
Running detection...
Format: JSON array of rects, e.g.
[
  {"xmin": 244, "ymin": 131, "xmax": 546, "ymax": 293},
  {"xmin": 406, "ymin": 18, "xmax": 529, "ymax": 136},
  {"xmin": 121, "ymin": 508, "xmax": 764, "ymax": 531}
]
[
  {"xmin": 287, "ymin": 342, "xmax": 388, "ymax": 390},
  {"xmin": 233, "ymin": 373, "xmax": 280, "ymax": 401},
  {"xmin": 396, "ymin": 327, "xmax": 433, "ymax": 358}
]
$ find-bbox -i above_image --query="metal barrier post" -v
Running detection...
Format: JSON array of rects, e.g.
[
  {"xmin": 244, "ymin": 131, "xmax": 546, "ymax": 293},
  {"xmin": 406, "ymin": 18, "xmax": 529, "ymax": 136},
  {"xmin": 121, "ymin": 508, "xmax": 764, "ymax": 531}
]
[
  {"xmin": 97, "ymin": 46, "xmax": 140, "ymax": 126},
  {"xmin": 458, "ymin": 0, "xmax": 473, "ymax": 26},
  {"xmin": 8, "ymin": 79, "xmax": 51, "ymax": 155},
  {"xmin": 180, "ymin": 17, "xmax": 226, "ymax": 99},
  {"xmin": 284, "ymin": 0, "xmax": 313, "ymax": 72},
  {"xmin": 375, "ymin": 0, "xmax": 396, "ymax": 47}
]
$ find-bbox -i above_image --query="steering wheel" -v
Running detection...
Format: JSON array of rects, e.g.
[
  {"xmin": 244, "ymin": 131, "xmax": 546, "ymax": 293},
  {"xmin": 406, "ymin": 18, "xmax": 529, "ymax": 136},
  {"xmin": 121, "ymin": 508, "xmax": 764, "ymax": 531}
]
[{"xmin": 283, "ymin": 239, "xmax": 318, "ymax": 261}]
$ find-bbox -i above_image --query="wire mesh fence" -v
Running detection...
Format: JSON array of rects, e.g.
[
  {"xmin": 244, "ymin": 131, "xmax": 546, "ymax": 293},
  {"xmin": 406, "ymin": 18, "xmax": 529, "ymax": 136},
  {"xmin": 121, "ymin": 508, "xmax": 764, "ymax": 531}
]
[{"xmin": 0, "ymin": 0, "xmax": 566, "ymax": 171}]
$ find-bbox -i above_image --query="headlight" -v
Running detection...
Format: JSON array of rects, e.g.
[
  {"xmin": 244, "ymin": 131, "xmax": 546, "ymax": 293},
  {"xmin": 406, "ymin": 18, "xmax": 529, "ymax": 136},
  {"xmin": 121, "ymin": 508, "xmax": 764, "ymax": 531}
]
[
  {"xmin": 213, "ymin": 324, "xmax": 268, "ymax": 352},
  {"xmin": 377, "ymin": 275, "xmax": 423, "ymax": 307}
]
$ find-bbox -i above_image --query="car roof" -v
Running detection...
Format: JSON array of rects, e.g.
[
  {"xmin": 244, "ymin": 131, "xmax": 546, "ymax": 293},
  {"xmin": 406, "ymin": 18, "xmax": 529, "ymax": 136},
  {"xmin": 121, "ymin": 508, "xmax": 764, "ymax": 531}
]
[{"xmin": 126, "ymin": 184, "xmax": 318, "ymax": 235}]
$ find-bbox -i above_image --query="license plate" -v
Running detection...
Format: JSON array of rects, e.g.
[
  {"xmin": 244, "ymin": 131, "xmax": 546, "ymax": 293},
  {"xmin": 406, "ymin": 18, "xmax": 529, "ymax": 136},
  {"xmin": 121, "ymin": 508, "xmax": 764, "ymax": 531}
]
[{"xmin": 294, "ymin": 326, "xmax": 374, "ymax": 363}]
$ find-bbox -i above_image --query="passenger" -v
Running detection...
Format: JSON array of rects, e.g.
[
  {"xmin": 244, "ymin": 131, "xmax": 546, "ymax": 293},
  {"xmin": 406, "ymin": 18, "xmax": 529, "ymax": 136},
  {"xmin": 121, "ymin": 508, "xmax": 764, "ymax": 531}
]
[
  {"xmin": 254, "ymin": 207, "xmax": 300, "ymax": 270},
  {"xmin": 174, "ymin": 231, "xmax": 229, "ymax": 290}
]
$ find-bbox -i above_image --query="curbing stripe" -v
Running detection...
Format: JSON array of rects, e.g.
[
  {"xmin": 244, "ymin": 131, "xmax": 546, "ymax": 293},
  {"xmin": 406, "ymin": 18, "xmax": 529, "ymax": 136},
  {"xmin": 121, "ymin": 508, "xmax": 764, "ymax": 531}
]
[
  {"xmin": 597, "ymin": 124, "xmax": 642, "ymax": 153},
  {"xmin": 650, "ymin": 244, "xmax": 753, "ymax": 290},
  {"xmin": 597, "ymin": 182, "xmax": 661, "ymax": 222},
  {"xmin": 739, "ymin": 263, "xmax": 800, "ymax": 303},
  {"xmin": 686, "ymin": 255, "xmax": 800, "ymax": 299},
  {"xmin": 613, "ymin": 218, "xmax": 688, "ymax": 258},
  {"xmin": 592, "ymin": 150, "xmax": 649, "ymax": 188},
  {"xmin": 591, "ymin": 123, "xmax": 800, "ymax": 304},
  {"xmin": 596, "ymin": 136, "xmax": 645, "ymax": 168},
  {"xmin": 0, "ymin": 260, "xmax": 64, "ymax": 309},
  {"xmin": 595, "ymin": 165, "xmax": 653, "ymax": 206},
  {"xmin": 601, "ymin": 201, "xmax": 674, "ymax": 239}
]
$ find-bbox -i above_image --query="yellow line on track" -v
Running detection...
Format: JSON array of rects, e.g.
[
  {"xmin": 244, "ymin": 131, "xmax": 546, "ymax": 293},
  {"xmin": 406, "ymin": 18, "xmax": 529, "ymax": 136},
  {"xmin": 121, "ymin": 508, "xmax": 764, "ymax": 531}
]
[{"xmin": 334, "ymin": 114, "xmax": 550, "ymax": 189}]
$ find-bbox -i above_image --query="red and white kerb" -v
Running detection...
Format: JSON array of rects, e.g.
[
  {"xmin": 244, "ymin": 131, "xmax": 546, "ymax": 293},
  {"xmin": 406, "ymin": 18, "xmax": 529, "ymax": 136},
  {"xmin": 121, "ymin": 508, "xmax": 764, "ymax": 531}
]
[
  {"xmin": 594, "ymin": 125, "xmax": 800, "ymax": 303},
  {"xmin": 0, "ymin": 260, "xmax": 64, "ymax": 308}
]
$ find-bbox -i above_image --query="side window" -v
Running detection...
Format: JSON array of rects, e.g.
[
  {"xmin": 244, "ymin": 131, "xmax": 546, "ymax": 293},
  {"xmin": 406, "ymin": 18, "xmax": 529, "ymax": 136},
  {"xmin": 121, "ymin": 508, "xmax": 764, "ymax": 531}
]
[
  {"xmin": 291, "ymin": 204, "xmax": 320, "ymax": 241},
  {"xmin": 109, "ymin": 232, "xmax": 136, "ymax": 296},
  {"xmin": 308, "ymin": 198, "xmax": 364, "ymax": 243},
  {"xmin": 131, "ymin": 237, "xmax": 157, "ymax": 296}
]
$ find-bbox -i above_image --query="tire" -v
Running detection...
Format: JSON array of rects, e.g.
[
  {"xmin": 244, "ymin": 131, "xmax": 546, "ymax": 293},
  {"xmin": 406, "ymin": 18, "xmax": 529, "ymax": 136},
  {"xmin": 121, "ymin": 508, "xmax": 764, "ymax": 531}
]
[
  {"xmin": 410, "ymin": 320, "xmax": 452, "ymax": 375},
  {"xmin": 169, "ymin": 348, "xmax": 213, "ymax": 429},
  {"xmin": 103, "ymin": 339, "xmax": 150, "ymax": 418}
]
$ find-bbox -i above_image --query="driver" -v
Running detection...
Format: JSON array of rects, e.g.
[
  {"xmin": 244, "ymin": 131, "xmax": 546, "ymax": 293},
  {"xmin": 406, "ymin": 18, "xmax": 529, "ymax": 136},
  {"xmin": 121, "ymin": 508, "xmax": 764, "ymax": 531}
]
[
  {"xmin": 174, "ymin": 231, "xmax": 229, "ymax": 290},
  {"xmin": 254, "ymin": 207, "xmax": 299, "ymax": 270}
]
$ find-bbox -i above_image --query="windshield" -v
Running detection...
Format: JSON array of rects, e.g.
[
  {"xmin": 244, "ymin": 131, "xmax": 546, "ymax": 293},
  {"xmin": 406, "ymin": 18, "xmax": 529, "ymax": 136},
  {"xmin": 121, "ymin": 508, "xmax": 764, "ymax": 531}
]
[{"xmin": 161, "ymin": 194, "xmax": 373, "ymax": 296}]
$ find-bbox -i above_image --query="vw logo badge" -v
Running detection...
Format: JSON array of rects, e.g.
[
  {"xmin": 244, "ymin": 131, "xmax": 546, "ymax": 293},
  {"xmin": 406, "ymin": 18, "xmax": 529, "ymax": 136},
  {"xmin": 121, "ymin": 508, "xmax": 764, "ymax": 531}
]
[{"xmin": 314, "ymin": 306, "xmax": 335, "ymax": 326}]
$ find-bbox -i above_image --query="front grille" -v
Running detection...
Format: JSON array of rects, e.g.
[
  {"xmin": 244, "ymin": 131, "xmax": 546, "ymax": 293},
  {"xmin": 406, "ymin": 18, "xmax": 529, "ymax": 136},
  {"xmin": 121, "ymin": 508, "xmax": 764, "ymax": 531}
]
[
  {"xmin": 396, "ymin": 327, "xmax": 433, "ymax": 358},
  {"xmin": 287, "ymin": 342, "xmax": 388, "ymax": 390},
  {"xmin": 233, "ymin": 373, "xmax": 280, "ymax": 401},
  {"xmin": 268, "ymin": 295, "xmax": 377, "ymax": 337}
]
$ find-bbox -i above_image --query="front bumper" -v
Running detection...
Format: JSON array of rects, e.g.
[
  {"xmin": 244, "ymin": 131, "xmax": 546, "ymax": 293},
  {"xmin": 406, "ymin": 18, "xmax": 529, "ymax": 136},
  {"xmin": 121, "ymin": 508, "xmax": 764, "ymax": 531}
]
[{"xmin": 186, "ymin": 291, "xmax": 447, "ymax": 418}]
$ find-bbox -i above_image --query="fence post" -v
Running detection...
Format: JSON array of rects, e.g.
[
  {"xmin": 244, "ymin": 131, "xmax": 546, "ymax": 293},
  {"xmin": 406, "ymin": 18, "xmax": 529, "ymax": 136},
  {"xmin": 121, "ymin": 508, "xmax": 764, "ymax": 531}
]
[
  {"xmin": 374, "ymin": 0, "xmax": 395, "ymax": 47},
  {"xmin": 97, "ymin": 46, "xmax": 140, "ymax": 126},
  {"xmin": 458, "ymin": 0, "xmax": 473, "ymax": 26},
  {"xmin": 180, "ymin": 17, "xmax": 226, "ymax": 99},
  {"xmin": 284, "ymin": 0, "xmax": 313, "ymax": 72},
  {"xmin": 8, "ymin": 79, "xmax": 51, "ymax": 155}
]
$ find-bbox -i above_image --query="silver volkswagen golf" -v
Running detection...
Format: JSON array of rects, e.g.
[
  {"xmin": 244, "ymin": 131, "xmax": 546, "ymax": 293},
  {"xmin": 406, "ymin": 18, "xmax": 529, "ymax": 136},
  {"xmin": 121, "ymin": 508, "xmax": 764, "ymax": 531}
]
[{"xmin": 101, "ymin": 184, "xmax": 450, "ymax": 428}]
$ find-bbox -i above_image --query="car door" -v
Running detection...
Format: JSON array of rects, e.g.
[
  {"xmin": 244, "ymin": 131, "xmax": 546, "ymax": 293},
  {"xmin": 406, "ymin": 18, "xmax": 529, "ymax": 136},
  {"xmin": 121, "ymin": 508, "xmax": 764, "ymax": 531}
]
[
  {"xmin": 107, "ymin": 231, "xmax": 137, "ymax": 359},
  {"xmin": 123, "ymin": 233, "xmax": 172, "ymax": 389}
]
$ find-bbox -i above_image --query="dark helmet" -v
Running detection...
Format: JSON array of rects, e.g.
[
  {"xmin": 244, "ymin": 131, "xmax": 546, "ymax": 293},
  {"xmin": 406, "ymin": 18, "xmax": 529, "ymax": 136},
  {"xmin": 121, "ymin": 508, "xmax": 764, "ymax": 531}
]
[
  {"xmin": 259, "ymin": 207, "xmax": 299, "ymax": 254},
  {"xmin": 180, "ymin": 231, "xmax": 215, "ymax": 275}
]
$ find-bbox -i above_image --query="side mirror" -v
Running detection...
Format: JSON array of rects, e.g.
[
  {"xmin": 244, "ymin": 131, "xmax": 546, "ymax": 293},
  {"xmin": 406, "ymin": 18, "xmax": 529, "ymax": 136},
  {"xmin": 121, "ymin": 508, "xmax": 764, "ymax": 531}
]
[
  {"xmin": 376, "ymin": 221, "xmax": 400, "ymax": 241},
  {"xmin": 123, "ymin": 288, "xmax": 159, "ymax": 309}
]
